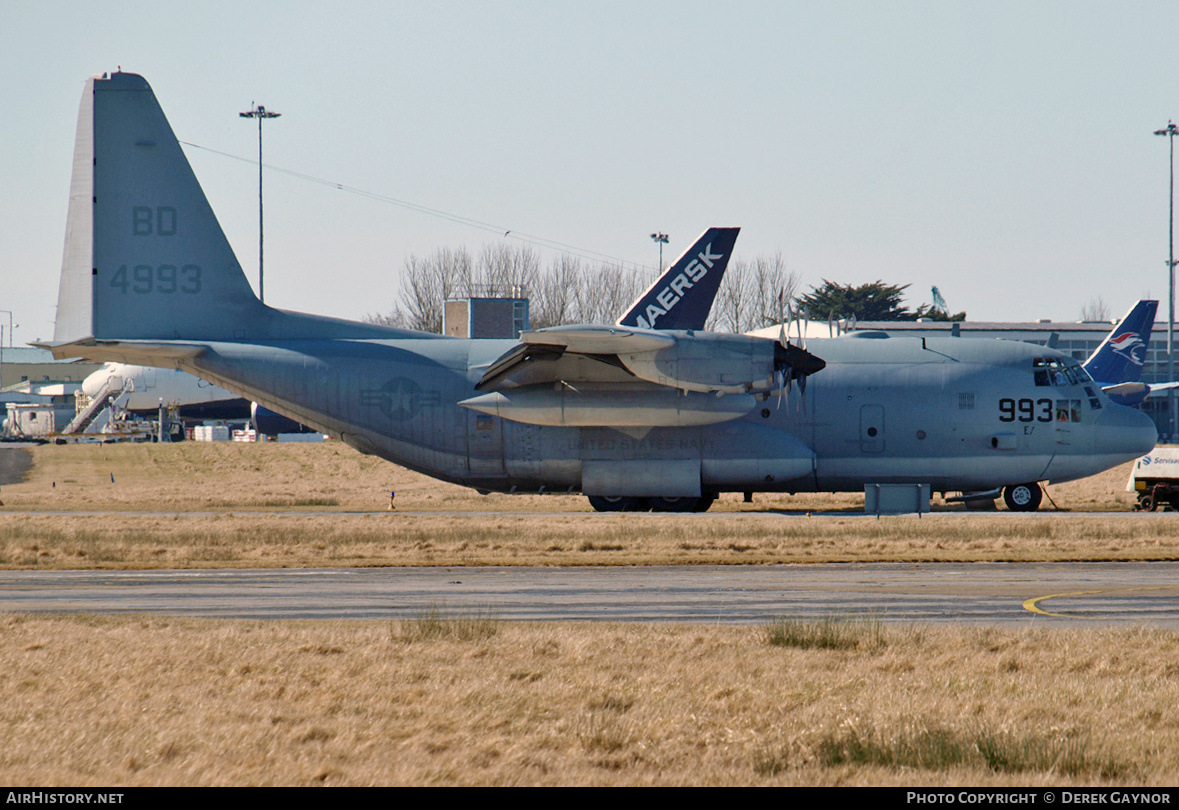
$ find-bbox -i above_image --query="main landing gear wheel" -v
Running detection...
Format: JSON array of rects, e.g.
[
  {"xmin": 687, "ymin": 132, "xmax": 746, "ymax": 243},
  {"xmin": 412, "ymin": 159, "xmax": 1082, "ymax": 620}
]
[
  {"xmin": 1003, "ymin": 482, "xmax": 1043, "ymax": 512},
  {"xmin": 648, "ymin": 496, "xmax": 699, "ymax": 513},
  {"xmin": 588, "ymin": 494, "xmax": 718, "ymax": 513},
  {"xmin": 587, "ymin": 495, "xmax": 647, "ymax": 513}
]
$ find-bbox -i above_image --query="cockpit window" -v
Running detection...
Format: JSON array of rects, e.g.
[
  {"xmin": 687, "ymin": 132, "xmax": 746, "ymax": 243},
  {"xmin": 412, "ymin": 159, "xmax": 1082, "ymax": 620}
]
[{"xmin": 1033, "ymin": 358, "xmax": 1091, "ymax": 386}]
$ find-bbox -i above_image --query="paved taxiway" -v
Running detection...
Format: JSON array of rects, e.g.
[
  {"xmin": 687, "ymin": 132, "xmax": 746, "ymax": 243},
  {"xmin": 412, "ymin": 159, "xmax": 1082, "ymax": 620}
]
[{"xmin": 2, "ymin": 562, "xmax": 1178, "ymax": 626}]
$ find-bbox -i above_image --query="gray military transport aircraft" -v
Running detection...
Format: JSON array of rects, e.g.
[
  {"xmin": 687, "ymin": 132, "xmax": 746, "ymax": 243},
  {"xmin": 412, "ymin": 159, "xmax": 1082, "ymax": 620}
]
[{"xmin": 44, "ymin": 72, "xmax": 1157, "ymax": 512}]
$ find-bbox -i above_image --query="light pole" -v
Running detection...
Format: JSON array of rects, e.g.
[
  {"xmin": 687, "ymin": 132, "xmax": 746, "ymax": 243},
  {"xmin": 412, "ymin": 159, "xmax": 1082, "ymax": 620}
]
[
  {"xmin": 650, "ymin": 232, "xmax": 669, "ymax": 275},
  {"xmin": 0, "ymin": 311, "xmax": 10, "ymax": 393},
  {"xmin": 0, "ymin": 310, "xmax": 13, "ymax": 390},
  {"xmin": 0, "ymin": 310, "xmax": 14, "ymax": 347},
  {"xmin": 240, "ymin": 103, "xmax": 281, "ymax": 303},
  {"xmin": 1155, "ymin": 121, "xmax": 1178, "ymax": 441}
]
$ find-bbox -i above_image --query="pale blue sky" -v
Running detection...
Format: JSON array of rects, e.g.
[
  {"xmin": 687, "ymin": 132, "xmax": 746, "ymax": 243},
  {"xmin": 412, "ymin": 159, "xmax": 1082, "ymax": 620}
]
[{"xmin": 3, "ymin": 1, "xmax": 1178, "ymax": 344}]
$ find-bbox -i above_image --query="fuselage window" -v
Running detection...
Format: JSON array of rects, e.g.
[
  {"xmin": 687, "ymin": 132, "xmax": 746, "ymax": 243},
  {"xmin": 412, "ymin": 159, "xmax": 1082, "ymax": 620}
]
[{"xmin": 1056, "ymin": 399, "xmax": 1083, "ymax": 422}]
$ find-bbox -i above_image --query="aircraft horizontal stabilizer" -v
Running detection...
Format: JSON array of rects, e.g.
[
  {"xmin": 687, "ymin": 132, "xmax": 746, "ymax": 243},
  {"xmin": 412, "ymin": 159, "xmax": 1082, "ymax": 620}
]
[
  {"xmin": 1102, "ymin": 380, "xmax": 1179, "ymax": 398},
  {"xmin": 1100, "ymin": 381, "xmax": 1148, "ymax": 398},
  {"xmin": 36, "ymin": 339, "xmax": 207, "ymax": 366}
]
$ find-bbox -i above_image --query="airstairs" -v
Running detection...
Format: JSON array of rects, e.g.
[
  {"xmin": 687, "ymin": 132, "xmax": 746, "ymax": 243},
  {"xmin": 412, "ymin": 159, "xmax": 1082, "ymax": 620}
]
[{"xmin": 63, "ymin": 377, "xmax": 134, "ymax": 435}]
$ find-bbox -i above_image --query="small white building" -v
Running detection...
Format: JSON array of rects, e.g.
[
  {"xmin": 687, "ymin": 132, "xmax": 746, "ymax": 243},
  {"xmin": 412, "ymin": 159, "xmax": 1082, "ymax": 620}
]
[{"xmin": 3, "ymin": 403, "xmax": 56, "ymax": 439}]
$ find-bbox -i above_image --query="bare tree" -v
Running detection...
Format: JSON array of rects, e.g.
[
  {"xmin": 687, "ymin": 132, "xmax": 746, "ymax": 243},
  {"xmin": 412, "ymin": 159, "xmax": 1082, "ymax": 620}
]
[
  {"xmin": 390, "ymin": 247, "xmax": 473, "ymax": 332},
  {"xmin": 368, "ymin": 242, "xmax": 787, "ymax": 334},
  {"xmin": 363, "ymin": 306, "xmax": 411, "ymax": 328},
  {"xmin": 708, "ymin": 253, "xmax": 800, "ymax": 333},
  {"xmin": 477, "ymin": 243, "xmax": 540, "ymax": 298},
  {"xmin": 1080, "ymin": 295, "xmax": 1112, "ymax": 322},
  {"xmin": 710, "ymin": 257, "xmax": 751, "ymax": 333},
  {"xmin": 750, "ymin": 252, "xmax": 798, "ymax": 329},
  {"xmin": 530, "ymin": 255, "xmax": 580, "ymax": 328},
  {"xmin": 573, "ymin": 262, "xmax": 647, "ymax": 324}
]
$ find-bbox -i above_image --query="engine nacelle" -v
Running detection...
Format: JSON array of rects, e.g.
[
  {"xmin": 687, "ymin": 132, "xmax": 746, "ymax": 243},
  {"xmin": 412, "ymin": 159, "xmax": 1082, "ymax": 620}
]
[
  {"xmin": 460, "ymin": 384, "xmax": 756, "ymax": 427},
  {"xmin": 619, "ymin": 331, "xmax": 780, "ymax": 394}
]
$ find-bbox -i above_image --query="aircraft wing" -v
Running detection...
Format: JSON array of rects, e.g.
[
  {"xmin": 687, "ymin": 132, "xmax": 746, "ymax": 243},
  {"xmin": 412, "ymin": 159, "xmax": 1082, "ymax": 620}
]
[
  {"xmin": 474, "ymin": 325, "xmax": 674, "ymax": 392},
  {"xmin": 466, "ymin": 324, "xmax": 824, "ymax": 428},
  {"xmin": 522, "ymin": 324, "xmax": 676, "ymax": 353}
]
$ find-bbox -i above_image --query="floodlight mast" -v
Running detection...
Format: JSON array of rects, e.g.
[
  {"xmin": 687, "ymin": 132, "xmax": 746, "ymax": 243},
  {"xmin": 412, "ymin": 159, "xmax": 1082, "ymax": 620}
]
[
  {"xmin": 240, "ymin": 103, "xmax": 281, "ymax": 303},
  {"xmin": 650, "ymin": 231, "xmax": 669, "ymax": 276},
  {"xmin": 1155, "ymin": 120, "xmax": 1178, "ymax": 440}
]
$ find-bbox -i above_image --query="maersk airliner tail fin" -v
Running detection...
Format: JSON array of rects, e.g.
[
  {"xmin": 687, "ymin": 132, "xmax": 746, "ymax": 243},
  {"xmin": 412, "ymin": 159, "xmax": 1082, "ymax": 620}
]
[{"xmin": 617, "ymin": 227, "xmax": 739, "ymax": 330}]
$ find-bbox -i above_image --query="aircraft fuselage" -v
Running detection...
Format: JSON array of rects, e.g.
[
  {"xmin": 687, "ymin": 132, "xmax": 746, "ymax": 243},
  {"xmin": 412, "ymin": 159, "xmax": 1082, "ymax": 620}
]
[{"xmin": 169, "ymin": 331, "xmax": 1154, "ymax": 498}]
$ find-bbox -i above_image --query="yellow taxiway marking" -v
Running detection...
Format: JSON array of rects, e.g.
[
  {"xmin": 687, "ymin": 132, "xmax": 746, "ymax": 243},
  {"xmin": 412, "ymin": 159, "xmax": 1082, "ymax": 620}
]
[{"xmin": 1023, "ymin": 585, "xmax": 1179, "ymax": 618}]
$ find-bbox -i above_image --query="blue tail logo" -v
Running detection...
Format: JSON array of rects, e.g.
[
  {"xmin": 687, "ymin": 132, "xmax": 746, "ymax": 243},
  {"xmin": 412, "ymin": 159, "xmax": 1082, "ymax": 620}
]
[{"xmin": 1108, "ymin": 332, "xmax": 1147, "ymax": 366}]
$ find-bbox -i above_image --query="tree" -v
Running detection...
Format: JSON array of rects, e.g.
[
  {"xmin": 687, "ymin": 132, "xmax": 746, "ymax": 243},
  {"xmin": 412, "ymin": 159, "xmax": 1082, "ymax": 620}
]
[
  {"xmin": 477, "ymin": 243, "xmax": 540, "ymax": 298},
  {"xmin": 394, "ymin": 247, "xmax": 473, "ymax": 333},
  {"xmin": 366, "ymin": 244, "xmax": 648, "ymax": 332},
  {"xmin": 1080, "ymin": 296, "xmax": 1112, "ymax": 322},
  {"xmin": 565, "ymin": 261, "xmax": 641, "ymax": 326},
  {"xmin": 529, "ymin": 254, "xmax": 580, "ymax": 328},
  {"xmin": 796, "ymin": 279, "xmax": 914, "ymax": 322},
  {"xmin": 913, "ymin": 303, "xmax": 967, "ymax": 322},
  {"xmin": 708, "ymin": 253, "xmax": 800, "ymax": 333}
]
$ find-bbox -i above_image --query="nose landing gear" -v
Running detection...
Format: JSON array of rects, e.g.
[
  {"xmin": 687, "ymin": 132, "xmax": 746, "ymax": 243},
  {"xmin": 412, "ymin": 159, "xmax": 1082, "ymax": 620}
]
[{"xmin": 1002, "ymin": 482, "xmax": 1043, "ymax": 512}]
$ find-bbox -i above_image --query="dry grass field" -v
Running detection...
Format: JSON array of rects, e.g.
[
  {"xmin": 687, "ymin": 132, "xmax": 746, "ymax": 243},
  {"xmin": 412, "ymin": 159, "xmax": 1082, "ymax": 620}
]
[
  {"xmin": 0, "ymin": 441, "xmax": 1176, "ymax": 568},
  {"xmin": 2, "ymin": 613, "xmax": 1177, "ymax": 786},
  {"xmin": 0, "ymin": 439, "xmax": 1146, "ymax": 513}
]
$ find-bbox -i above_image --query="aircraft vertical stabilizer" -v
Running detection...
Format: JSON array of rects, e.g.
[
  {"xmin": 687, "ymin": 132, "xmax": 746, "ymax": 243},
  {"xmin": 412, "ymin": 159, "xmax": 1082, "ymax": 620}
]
[
  {"xmin": 54, "ymin": 72, "xmax": 267, "ymax": 345},
  {"xmin": 617, "ymin": 227, "xmax": 739, "ymax": 330},
  {"xmin": 1082, "ymin": 299, "xmax": 1156, "ymax": 386},
  {"xmin": 48, "ymin": 71, "xmax": 417, "ymax": 354}
]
